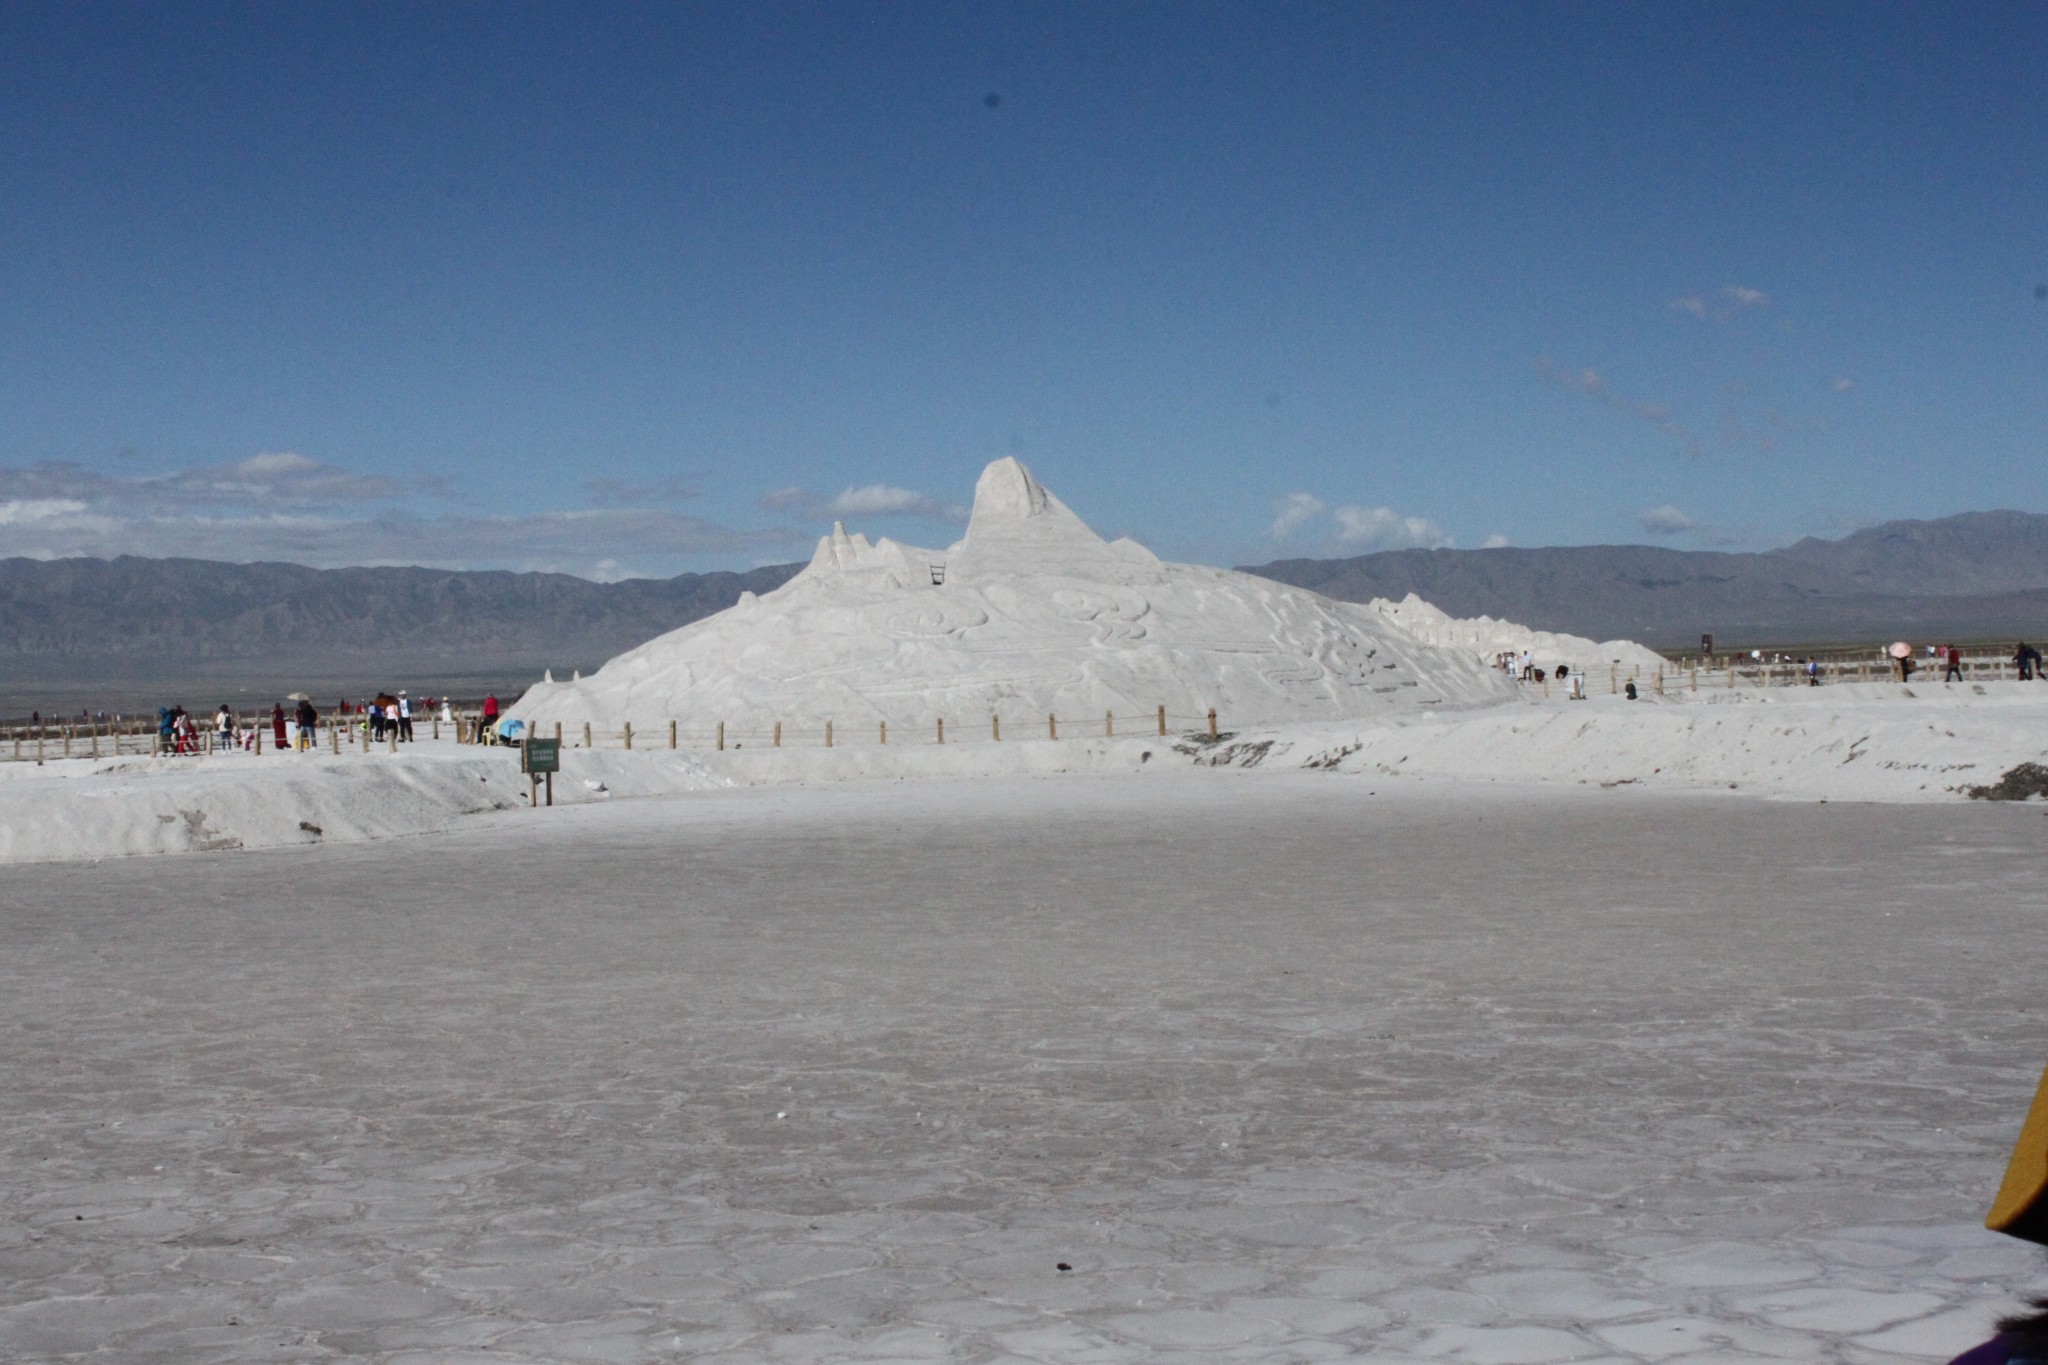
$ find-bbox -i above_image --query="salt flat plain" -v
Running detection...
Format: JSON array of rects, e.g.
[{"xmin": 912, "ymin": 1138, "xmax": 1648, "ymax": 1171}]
[{"xmin": 3, "ymin": 774, "xmax": 2045, "ymax": 1364}]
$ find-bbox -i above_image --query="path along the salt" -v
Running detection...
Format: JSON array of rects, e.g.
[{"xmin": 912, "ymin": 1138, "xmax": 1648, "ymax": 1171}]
[{"xmin": 2, "ymin": 774, "xmax": 2042, "ymax": 1363}]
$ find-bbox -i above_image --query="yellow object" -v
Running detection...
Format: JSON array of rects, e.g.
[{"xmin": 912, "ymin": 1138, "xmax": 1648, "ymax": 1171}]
[{"xmin": 1987, "ymin": 1061, "xmax": 2048, "ymax": 1244}]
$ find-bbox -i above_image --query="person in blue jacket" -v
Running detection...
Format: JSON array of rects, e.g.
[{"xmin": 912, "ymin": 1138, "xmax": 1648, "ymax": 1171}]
[{"xmin": 1950, "ymin": 1062, "xmax": 2048, "ymax": 1363}]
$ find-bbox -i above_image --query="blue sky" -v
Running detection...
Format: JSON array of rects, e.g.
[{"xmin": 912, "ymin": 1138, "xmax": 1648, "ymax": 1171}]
[{"xmin": 0, "ymin": 2, "xmax": 2042, "ymax": 578}]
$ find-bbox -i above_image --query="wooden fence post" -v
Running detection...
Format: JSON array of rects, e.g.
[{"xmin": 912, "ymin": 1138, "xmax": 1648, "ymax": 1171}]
[
  {"xmin": 331, "ymin": 721, "xmax": 340, "ymax": 754},
  {"xmin": 825, "ymin": 720, "xmax": 833, "ymax": 748},
  {"xmin": 879, "ymin": 720, "xmax": 887, "ymax": 746},
  {"xmin": 669, "ymin": 719, "xmax": 677, "ymax": 749},
  {"xmin": 623, "ymin": 721, "xmax": 633, "ymax": 751},
  {"xmin": 1048, "ymin": 713, "xmax": 1057, "ymax": 740},
  {"xmin": 1654, "ymin": 669, "xmax": 1664, "ymax": 696},
  {"xmin": 583, "ymin": 721, "xmax": 593, "ymax": 749},
  {"xmin": 64, "ymin": 726, "xmax": 72, "ymax": 759},
  {"xmin": 1105, "ymin": 710, "xmax": 1113, "ymax": 737},
  {"xmin": 1727, "ymin": 661, "xmax": 1736, "ymax": 688},
  {"xmin": 1207, "ymin": 708, "xmax": 1218, "ymax": 739},
  {"xmin": 1157, "ymin": 704, "xmax": 1167, "ymax": 737},
  {"xmin": 991, "ymin": 715, "xmax": 1000, "ymax": 741},
  {"xmin": 1690, "ymin": 668, "xmax": 1698, "ymax": 692},
  {"xmin": 1610, "ymin": 663, "xmax": 1618, "ymax": 695},
  {"xmin": 773, "ymin": 721, "xmax": 781, "ymax": 748},
  {"xmin": 716, "ymin": 721, "xmax": 725, "ymax": 751},
  {"xmin": 936, "ymin": 717, "xmax": 945, "ymax": 745}
]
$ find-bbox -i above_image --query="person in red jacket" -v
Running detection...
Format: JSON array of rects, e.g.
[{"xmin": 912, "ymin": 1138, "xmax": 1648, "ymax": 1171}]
[
  {"xmin": 1948, "ymin": 644, "xmax": 1964, "ymax": 683},
  {"xmin": 479, "ymin": 693, "xmax": 500, "ymax": 745},
  {"xmin": 1947, "ymin": 1061, "xmax": 2048, "ymax": 1363}
]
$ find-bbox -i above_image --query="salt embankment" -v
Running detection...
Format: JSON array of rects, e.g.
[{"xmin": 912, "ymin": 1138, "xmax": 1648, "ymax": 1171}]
[
  {"xmin": 2, "ymin": 681, "xmax": 2045, "ymax": 864},
  {"xmin": 1202, "ymin": 679, "xmax": 2048, "ymax": 802},
  {"xmin": 508, "ymin": 458, "xmax": 1520, "ymax": 733},
  {"xmin": 0, "ymin": 744, "xmax": 728, "ymax": 864}
]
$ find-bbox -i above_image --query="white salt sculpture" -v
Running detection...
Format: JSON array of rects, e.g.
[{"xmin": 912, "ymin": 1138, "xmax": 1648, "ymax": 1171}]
[{"xmin": 510, "ymin": 458, "xmax": 1522, "ymax": 730}]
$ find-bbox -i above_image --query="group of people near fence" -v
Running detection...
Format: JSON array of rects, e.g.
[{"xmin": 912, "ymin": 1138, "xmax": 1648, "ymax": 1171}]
[
  {"xmin": 1492, "ymin": 650, "xmax": 1585, "ymax": 696},
  {"xmin": 364, "ymin": 692, "xmax": 415, "ymax": 742},
  {"xmin": 154, "ymin": 704, "xmax": 259, "ymax": 754},
  {"xmin": 143, "ymin": 689, "xmax": 440, "ymax": 755}
]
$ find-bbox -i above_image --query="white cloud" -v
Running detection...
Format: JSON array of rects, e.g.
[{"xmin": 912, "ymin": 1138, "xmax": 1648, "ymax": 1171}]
[
  {"xmin": 1268, "ymin": 492, "xmax": 1326, "ymax": 540},
  {"xmin": 0, "ymin": 454, "xmax": 812, "ymax": 578},
  {"xmin": 1669, "ymin": 285, "xmax": 1771, "ymax": 324},
  {"xmin": 831, "ymin": 483, "xmax": 969, "ymax": 522},
  {"xmin": 1831, "ymin": 377, "xmax": 1855, "ymax": 394},
  {"xmin": 1482, "ymin": 533, "xmax": 1510, "ymax": 549},
  {"xmin": 756, "ymin": 482, "xmax": 968, "ymax": 524},
  {"xmin": 0, "ymin": 498, "xmax": 91, "ymax": 524},
  {"xmin": 1262, "ymin": 493, "xmax": 1451, "ymax": 554},
  {"xmin": 1331, "ymin": 504, "xmax": 1453, "ymax": 552},
  {"xmin": 0, "ymin": 505, "xmax": 807, "ymax": 578},
  {"xmin": 0, "ymin": 454, "xmax": 400, "ymax": 512},
  {"xmin": 1636, "ymin": 504, "xmax": 1695, "ymax": 535}
]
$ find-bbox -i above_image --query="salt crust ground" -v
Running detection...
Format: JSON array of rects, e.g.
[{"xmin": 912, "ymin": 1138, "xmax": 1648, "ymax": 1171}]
[
  {"xmin": 4, "ymin": 679, "xmax": 2045, "ymax": 866},
  {"xmin": 1, "ymin": 776, "xmax": 2043, "ymax": 1363}
]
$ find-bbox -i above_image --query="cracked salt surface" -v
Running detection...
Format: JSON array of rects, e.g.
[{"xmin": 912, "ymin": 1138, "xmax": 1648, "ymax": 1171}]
[{"xmin": 1, "ymin": 774, "xmax": 2042, "ymax": 1362}]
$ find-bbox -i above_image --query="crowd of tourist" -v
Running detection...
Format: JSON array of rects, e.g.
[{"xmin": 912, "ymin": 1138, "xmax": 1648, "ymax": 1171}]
[{"xmin": 6, "ymin": 691, "xmax": 467, "ymax": 756}]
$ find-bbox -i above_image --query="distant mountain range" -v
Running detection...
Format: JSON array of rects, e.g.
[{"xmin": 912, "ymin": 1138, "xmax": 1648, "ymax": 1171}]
[
  {"xmin": 0, "ymin": 556, "xmax": 802, "ymax": 713},
  {"xmin": 4, "ymin": 509, "xmax": 2045, "ymax": 713},
  {"xmin": 1241, "ymin": 511, "xmax": 2048, "ymax": 649}
]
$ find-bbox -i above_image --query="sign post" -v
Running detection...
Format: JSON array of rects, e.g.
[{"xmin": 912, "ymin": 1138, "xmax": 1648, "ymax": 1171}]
[{"xmin": 522, "ymin": 736, "xmax": 560, "ymax": 807}]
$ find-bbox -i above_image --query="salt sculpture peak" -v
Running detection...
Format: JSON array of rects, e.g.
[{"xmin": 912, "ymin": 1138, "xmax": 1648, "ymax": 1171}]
[{"xmin": 510, "ymin": 458, "xmax": 1516, "ymax": 730}]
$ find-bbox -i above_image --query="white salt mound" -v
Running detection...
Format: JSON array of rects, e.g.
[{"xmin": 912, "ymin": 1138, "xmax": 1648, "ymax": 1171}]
[
  {"xmin": 1366, "ymin": 592, "xmax": 1669, "ymax": 674},
  {"xmin": 512, "ymin": 458, "xmax": 1521, "ymax": 730}
]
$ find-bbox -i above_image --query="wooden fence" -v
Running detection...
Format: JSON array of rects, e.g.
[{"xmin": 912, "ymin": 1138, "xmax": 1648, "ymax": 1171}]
[
  {"xmin": 459, "ymin": 705, "xmax": 1226, "ymax": 751},
  {"xmin": 2, "ymin": 710, "xmax": 454, "ymax": 763},
  {"xmin": 1649, "ymin": 651, "xmax": 2037, "ymax": 691}
]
